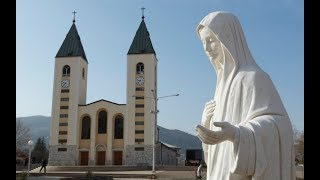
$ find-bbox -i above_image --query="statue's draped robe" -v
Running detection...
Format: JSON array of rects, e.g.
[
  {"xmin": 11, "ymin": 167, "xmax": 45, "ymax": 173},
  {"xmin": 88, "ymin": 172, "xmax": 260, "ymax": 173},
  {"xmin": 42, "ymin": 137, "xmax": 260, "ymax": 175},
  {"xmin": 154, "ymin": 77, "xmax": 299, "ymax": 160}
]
[{"xmin": 197, "ymin": 12, "xmax": 295, "ymax": 180}]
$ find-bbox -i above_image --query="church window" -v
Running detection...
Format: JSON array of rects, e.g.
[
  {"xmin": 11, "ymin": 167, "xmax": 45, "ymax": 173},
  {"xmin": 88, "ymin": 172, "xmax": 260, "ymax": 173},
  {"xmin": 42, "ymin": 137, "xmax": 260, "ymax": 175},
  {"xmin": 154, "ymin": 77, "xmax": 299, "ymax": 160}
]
[
  {"xmin": 60, "ymin": 114, "xmax": 68, "ymax": 118},
  {"xmin": 62, "ymin": 65, "xmax": 71, "ymax": 76},
  {"xmin": 58, "ymin": 139, "xmax": 67, "ymax": 144},
  {"xmin": 135, "ymin": 147, "xmax": 144, "ymax": 151},
  {"xmin": 135, "ymin": 130, "xmax": 144, "ymax": 134},
  {"xmin": 59, "ymin": 122, "xmax": 68, "ymax": 126},
  {"xmin": 61, "ymin": 89, "xmax": 70, "ymax": 93},
  {"xmin": 136, "ymin": 87, "xmax": 144, "ymax": 91},
  {"xmin": 59, "ymin": 131, "xmax": 68, "ymax": 135},
  {"xmin": 81, "ymin": 116, "xmax": 91, "ymax": 139},
  {"xmin": 135, "ymin": 113, "xmax": 144, "ymax": 116},
  {"xmin": 58, "ymin": 148, "xmax": 67, "ymax": 152},
  {"xmin": 60, "ymin": 106, "xmax": 69, "ymax": 109},
  {"xmin": 135, "ymin": 121, "xmax": 144, "ymax": 125},
  {"xmin": 82, "ymin": 68, "xmax": 85, "ymax": 79},
  {"xmin": 114, "ymin": 115, "xmax": 124, "ymax": 139},
  {"xmin": 135, "ymin": 139, "xmax": 144, "ymax": 142},
  {"xmin": 60, "ymin": 98, "xmax": 69, "ymax": 101},
  {"xmin": 98, "ymin": 110, "xmax": 107, "ymax": 134},
  {"xmin": 135, "ymin": 96, "xmax": 144, "ymax": 99},
  {"xmin": 136, "ymin": 63, "xmax": 144, "ymax": 74},
  {"xmin": 135, "ymin": 104, "xmax": 144, "ymax": 108}
]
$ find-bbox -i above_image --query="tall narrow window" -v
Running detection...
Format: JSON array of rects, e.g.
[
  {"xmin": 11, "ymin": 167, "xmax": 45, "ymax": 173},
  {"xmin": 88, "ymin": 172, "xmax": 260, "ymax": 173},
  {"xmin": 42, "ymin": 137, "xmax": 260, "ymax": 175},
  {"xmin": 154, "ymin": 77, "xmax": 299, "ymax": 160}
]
[
  {"xmin": 98, "ymin": 110, "xmax": 107, "ymax": 134},
  {"xmin": 82, "ymin": 68, "xmax": 85, "ymax": 79},
  {"xmin": 81, "ymin": 116, "xmax": 91, "ymax": 139},
  {"xmin": 136, "ymin": 63, "xmax": 144, "ymax": 74},
  {"xmin": 114, "ymin": 115, "xmax": 124, "ymax": 139},
  {"xmin": 62, "ymin": 65, "xmax": 71, "ymax": 76}
]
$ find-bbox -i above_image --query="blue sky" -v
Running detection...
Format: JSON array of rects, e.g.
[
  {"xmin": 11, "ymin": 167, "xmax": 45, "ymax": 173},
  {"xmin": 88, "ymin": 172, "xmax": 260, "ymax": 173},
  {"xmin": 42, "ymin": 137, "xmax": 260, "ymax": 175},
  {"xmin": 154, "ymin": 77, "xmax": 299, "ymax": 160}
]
[{"xmin": 17, "ymin": 0, "xmax": 304, "ymax": 134}]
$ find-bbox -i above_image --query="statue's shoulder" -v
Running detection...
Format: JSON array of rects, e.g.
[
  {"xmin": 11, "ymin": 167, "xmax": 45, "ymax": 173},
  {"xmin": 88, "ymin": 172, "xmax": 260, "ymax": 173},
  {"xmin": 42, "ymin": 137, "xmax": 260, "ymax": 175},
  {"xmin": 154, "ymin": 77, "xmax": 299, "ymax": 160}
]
[{"xmin": 236, "ymin": 68, "xmax": 270, "ymax": 84}]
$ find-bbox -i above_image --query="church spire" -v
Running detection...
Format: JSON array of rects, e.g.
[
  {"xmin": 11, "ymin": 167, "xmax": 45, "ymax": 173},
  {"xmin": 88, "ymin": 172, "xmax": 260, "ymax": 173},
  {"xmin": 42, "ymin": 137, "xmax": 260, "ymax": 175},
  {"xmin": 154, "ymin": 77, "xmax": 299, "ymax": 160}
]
[
  {"xmin": 127, "ymin": 8, "xmax": 155, "ymax": 55},
  {"xmin": 55, "ymin": 12, "xmax": 87, "ymax": 61}
]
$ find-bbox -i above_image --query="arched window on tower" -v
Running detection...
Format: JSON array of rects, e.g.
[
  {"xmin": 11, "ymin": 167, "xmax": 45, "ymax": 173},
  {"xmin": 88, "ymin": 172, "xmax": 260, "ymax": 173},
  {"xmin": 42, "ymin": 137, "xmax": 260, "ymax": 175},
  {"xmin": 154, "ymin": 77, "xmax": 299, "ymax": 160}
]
[
  {"xmin": 62, "ymin": 65, "xmax": 71, "ymax": 77},
  {"xmin": 136, "ymin": 63, "xmax": 144, "ymax": 74},
  {"xmin": 81, "ymin": 116, "xmax": 91, "ymax": 139},
  {"xmin": 98, "ymin": 110, "xmax": 107, "ymax": 134},
  {"xmin": 114, "ymin": 115, "xmax": 124, "ymax": 139},
  {"xmin": 82, "ymin": 68, "xmax": 85, "ymax": 79}
]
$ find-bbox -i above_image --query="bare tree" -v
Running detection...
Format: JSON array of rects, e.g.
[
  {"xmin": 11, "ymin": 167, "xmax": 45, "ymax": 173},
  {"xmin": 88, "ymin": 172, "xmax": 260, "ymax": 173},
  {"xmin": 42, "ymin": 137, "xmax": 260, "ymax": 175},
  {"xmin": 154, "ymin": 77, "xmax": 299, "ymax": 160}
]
[
  {"xmin": 16, "ymin": 119, "xmax": 31, "ymax": 152},
  {"xmin": 293, "ymin": 125, "xmax": 304, "ymax": 164}
]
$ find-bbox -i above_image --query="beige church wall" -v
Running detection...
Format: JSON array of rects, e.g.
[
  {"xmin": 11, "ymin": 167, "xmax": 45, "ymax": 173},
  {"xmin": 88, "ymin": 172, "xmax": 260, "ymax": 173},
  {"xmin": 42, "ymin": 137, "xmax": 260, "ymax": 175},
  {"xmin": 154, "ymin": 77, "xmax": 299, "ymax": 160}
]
[
  {"xmin": 66, "ymin": 57, "xmax": 87, "ymax": 146},
  {"xmin": 135, "ymin": 116, "xmax": 144, "ymax": 121},
  {"xmin": 79, "ymin": 140, "xmax": 91, "ymax": 149},
  {"xmin": 135, "ymin": 126, "xmax": 144, "ymax": 130},
  {"xmin": 50, "ymin": 59, "xmax": 63, "ymax": 146},
  {"xmin": 127, "ymin": 54, "xmax": 157, "ymax": 146},
  {"xmin": 51, "ymin": 57, "xmax": 85, "ymax": 146},
  {"xmin": 141, "ymin": 54, "xmax": 156, "ymax": 146},
  {"xmin": 112, "ymin": 139, "xmax": 124, "ymax": 149},
  {"xmin": 59, "ymin": 126, "xmax": 68, "ymax": 132},
  {"xmin": 135, "ymin": 134, "xmax": 144, "ymax": 140},
  {"xmin": 58, "ymin": 134, "xmax": 68, "ymax": 140},
  {"xmin": 78, "ymin": 59, "xmax": 88, "ymax": 105},
  {"xmin": 51, "ymin": 57, "xmax": 88, "ymax": 147},
  {"xmin": 78, "ymin": 101, "xmax": 126, "ymax": 150},
  {"xmin": 96, "ymin": 134, "xmax": 108, "ymax": 145}
]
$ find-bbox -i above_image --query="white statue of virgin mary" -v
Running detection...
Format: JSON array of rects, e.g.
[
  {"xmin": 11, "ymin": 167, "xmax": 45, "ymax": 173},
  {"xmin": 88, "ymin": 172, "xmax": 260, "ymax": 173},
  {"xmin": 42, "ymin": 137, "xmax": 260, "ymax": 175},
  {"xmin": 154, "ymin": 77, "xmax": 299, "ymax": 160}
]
[{"xmin": 195, "ymin": 11, "xmax": 296, "ymax": 180}]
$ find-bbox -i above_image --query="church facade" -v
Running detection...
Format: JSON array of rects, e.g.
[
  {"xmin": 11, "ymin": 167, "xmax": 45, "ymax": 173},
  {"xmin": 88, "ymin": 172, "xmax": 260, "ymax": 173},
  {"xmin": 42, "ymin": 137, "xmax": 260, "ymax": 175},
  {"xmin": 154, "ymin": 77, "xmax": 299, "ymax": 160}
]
[{"xmin": 48, "ymin": 15, "xmax": 179, "ymax": 166}]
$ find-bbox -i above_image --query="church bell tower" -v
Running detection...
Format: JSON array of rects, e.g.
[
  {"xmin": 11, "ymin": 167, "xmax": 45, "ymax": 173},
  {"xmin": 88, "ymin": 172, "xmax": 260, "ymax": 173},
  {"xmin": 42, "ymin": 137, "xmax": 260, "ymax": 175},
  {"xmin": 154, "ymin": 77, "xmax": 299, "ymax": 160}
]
[
  {"xmin": 49, "ymin": 14, "xmax": 88, "ymax": 165},
  {"xmin": 125, "ymin": 11, "xmax": 158, "ymax": 165}
]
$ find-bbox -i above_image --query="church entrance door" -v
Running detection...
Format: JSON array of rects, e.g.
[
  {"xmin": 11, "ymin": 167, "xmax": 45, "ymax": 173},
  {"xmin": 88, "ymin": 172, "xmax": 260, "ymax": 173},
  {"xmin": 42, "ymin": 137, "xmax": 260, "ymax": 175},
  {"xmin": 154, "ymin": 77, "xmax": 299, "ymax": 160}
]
[
  {"xmin": 80, "ymin": 151, "xmax": 89, "ymax": 165},
  {"xmin": 96, "ymin": 151, "xmax": 105, "ymax": 165},
  {"xmin": 113, "ymin": 151, "xmax": 122, "ymax": 165}
]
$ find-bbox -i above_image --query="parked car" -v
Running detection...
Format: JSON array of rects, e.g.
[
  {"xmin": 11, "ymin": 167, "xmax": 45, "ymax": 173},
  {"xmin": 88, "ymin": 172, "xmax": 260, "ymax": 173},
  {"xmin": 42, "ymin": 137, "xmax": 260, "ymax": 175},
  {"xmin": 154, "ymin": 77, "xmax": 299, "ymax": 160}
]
[{"xmin": 185, "ymin": 149, "xmax": 203, "ymax": 166}]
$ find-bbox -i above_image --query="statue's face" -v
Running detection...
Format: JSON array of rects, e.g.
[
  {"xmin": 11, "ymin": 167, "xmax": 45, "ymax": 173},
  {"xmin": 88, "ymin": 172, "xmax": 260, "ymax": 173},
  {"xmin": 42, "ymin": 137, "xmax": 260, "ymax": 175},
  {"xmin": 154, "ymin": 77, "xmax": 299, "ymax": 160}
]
[{"xmin": 199, "ymin": 26, "xmax": 222, "ymax": 62}]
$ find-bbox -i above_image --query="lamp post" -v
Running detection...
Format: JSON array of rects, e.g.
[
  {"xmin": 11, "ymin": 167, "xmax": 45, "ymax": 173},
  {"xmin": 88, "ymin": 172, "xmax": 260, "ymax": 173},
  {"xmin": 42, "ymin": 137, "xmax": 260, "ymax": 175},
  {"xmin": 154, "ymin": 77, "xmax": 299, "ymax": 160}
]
[
  {"xmin": 27, "ymin": 140, "xmax": 34, "ymax": 176},
  {"xmin": 150, "ymin": 89, "xmax": 179, "ymax": 174},
  {"xmin": 132, "ymin": 91, "xmax": 179, "ymax": 174}
]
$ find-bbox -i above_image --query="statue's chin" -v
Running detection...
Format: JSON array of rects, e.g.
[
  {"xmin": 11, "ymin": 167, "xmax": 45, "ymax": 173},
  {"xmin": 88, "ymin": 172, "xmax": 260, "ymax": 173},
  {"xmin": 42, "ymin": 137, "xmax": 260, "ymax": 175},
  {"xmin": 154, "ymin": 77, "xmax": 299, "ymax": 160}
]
[{"xmin": 209, "ymin": 55, "xmax": 222, "ymax": 65}]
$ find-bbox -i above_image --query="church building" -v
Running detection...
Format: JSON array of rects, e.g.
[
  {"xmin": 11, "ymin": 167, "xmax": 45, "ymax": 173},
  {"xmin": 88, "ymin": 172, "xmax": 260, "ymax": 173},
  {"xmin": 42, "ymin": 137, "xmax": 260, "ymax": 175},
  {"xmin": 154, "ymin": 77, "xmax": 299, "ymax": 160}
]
[{"xmin": 48, "ymin": 12, "xmax": 179, "ymax": 166}]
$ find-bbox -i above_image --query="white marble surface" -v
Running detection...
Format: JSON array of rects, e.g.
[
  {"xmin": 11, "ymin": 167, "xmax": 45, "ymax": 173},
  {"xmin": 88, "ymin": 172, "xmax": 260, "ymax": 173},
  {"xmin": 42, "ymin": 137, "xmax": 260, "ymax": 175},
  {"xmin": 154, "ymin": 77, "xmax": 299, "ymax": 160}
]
[{"xmin": 195, "ymin": 11, "xmax": 295, "ymax": 180}]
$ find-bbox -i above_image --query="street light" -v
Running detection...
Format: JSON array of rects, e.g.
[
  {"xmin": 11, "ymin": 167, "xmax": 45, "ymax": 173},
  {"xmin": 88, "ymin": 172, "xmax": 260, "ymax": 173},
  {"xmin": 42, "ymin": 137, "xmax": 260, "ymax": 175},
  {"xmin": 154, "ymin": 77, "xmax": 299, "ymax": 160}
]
[
  {"xmin": 150, "ymin": 89, "xmax": 179, "ymax": 174},
  {"xmin": 27, "ymin": 140, "xmax": 34, "ymax": 176}
]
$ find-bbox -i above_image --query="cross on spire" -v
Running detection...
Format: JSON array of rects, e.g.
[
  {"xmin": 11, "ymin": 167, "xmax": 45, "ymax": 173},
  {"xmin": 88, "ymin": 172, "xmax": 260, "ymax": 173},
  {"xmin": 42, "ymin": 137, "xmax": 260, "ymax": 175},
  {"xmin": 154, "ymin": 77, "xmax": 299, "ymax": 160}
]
[
  {"xmin": 141, "ymin": 7, "xmax": 145, "ymax": 19},
  {"xmin": 72, "ymin": 11, "xmax": 77, "ymax": 23}
]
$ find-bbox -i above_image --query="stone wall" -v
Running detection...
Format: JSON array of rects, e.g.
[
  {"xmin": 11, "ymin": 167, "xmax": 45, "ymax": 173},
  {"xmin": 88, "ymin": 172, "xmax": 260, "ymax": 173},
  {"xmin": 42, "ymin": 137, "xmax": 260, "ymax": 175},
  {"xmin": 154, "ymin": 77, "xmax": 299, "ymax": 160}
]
[
  {"xmin": 125, "ymin": 145, "xmax": 154, "ymax": 166},
  {"xmin": 48, "ymin": 145, "xmax": 77, "ymax": 166}
]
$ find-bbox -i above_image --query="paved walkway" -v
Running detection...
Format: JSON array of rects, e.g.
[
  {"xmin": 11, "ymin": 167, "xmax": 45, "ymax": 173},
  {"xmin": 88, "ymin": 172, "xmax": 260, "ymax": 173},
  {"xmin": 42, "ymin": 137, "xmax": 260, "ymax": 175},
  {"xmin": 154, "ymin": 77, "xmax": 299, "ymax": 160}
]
[{"xmin": 17, "ymin": 165, "xmax": 303, "ymax": 180}]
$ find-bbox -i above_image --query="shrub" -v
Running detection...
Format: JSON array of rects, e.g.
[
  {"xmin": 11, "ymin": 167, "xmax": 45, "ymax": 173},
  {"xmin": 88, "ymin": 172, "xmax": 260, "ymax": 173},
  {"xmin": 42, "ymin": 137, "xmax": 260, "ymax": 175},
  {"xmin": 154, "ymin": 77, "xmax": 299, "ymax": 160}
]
[{"xmin": 17, "ymin": 171, "xmax": 28, "ymax": 180}]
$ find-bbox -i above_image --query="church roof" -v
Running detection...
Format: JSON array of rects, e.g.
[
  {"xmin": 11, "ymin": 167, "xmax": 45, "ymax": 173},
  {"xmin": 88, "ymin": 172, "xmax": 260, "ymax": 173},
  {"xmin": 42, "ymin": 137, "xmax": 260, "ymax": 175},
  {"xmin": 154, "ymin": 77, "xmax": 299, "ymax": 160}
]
[
  {"xmin": 55, "ymin": 23, "xmax": 88, "ymax": 62},
  {"xmin": 78, "ymin": 99, "xmax": 126, "ymax": 106},
  {"xmin": 128, "ymin": 18, "xmax": 155, "ymax": 55}
]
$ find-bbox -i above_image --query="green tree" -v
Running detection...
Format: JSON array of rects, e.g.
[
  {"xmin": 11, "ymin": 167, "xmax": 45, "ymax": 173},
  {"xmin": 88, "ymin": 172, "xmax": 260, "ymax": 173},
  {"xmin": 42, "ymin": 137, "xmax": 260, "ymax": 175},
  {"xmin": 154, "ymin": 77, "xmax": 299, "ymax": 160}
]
[{"xmin": 31, "ymin": 137, "xmax": 49, "ymax": 163}]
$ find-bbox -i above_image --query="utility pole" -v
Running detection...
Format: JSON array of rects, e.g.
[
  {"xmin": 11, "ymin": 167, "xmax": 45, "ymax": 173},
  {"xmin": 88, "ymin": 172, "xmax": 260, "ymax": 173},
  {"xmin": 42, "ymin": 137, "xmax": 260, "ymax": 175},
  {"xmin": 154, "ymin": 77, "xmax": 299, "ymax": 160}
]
[
  {"xmin": 150, "ymin": 89, "xmax": 179, "ymax": 174},
  {"xmin": 132, "ymin": 91, "xmax": 179, "ymax": 174}
]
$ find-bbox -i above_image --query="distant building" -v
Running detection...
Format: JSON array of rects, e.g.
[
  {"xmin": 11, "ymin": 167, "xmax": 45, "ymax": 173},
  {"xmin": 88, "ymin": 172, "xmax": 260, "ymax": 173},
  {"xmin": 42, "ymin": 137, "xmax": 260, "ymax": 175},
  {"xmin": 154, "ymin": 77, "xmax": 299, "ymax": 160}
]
[
  {"xmin": 48, "ymin": 13, "xmax": 179, "ymax": 166},
  {"xmin": 157, "ymin": 142, "xmax": 181, "ymax": 166}
]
